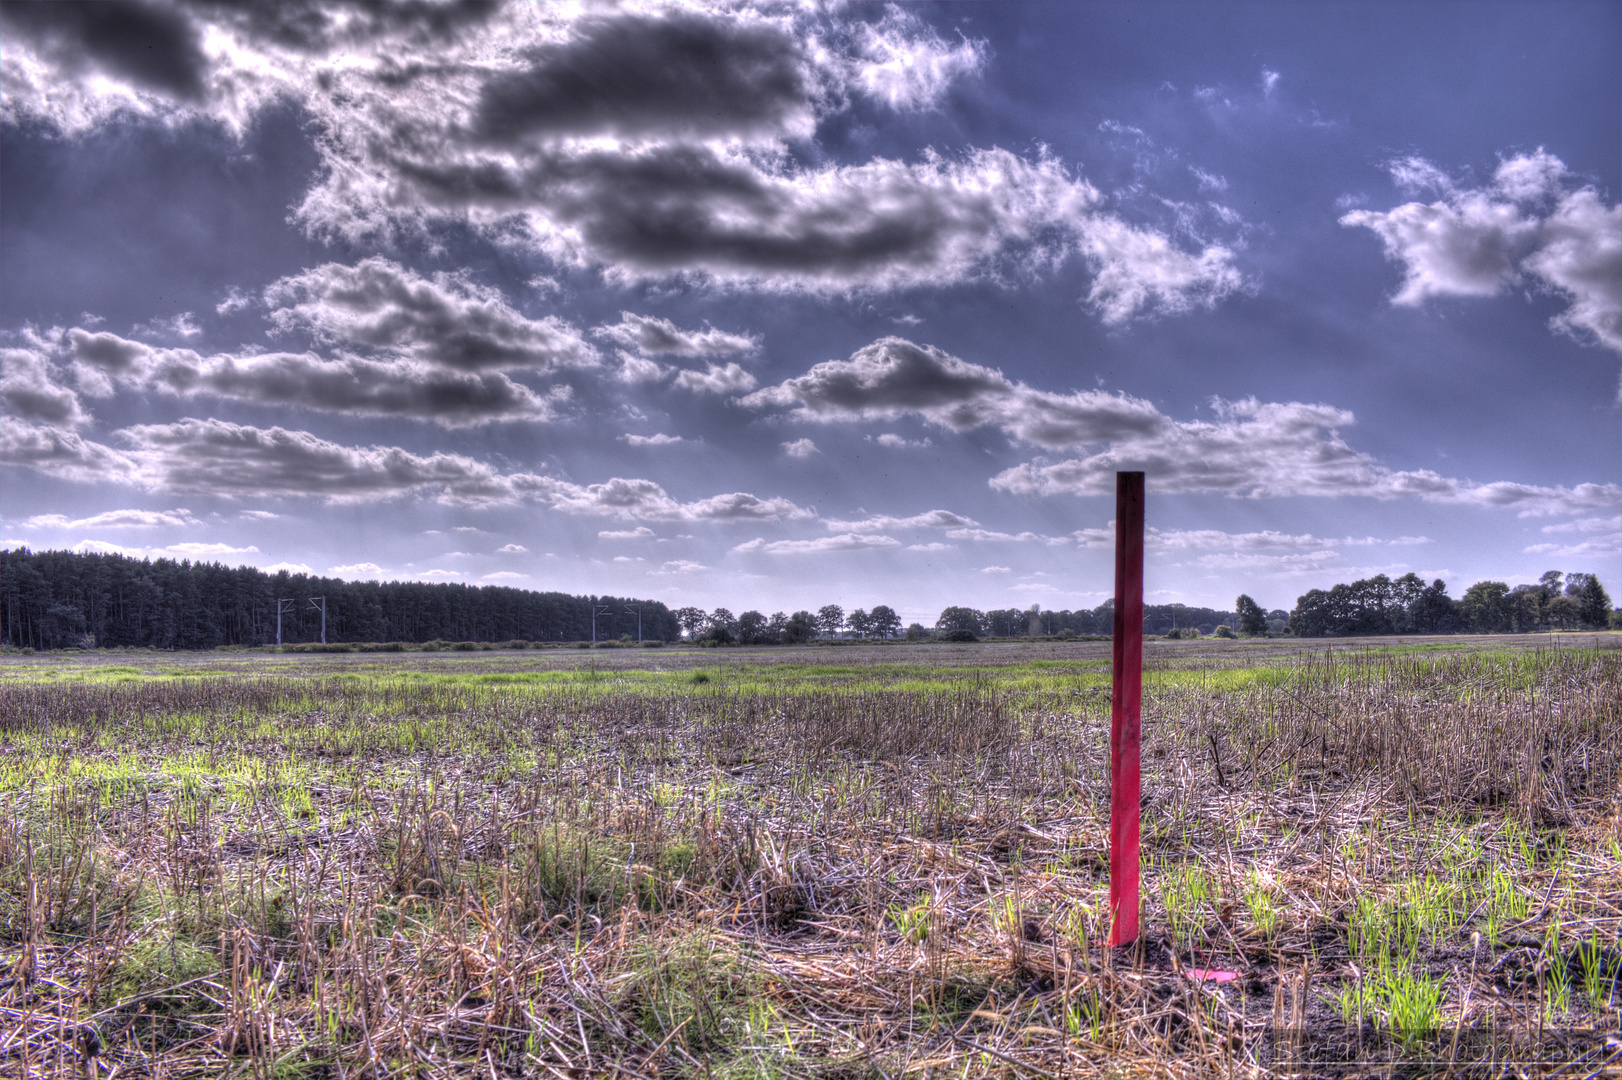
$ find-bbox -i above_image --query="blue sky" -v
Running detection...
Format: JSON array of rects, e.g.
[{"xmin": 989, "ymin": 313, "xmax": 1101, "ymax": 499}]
[{"xmin": 2, "ymin": 0, "xmax": 1617, "ymax": 624}]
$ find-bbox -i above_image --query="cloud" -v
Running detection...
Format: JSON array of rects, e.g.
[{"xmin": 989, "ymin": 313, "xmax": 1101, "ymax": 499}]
[
  {"xmin": 988, "ymin": 397, "xmax": 1622, "ymax": 516},
  {"xmin": 674, "ymin": 362, "xmax": 757, "ymax": 394},
  {"xmin": 907, "ymin": 541, "xmax": 953, "ymax": 551},
  {"xmin": 659, "ymin": 559, "xmax": 708, "ymax": 573},
  {"xmin": 481, "ymin": 571, "xmax": 526, "ymax": 581},
  {"xmin": 1526, "ymin": 515, "xmax": 1622, "ymax": 558},
  {"xmin": 240, "ymin": 510, "xmax": 279, "ymax": 520},
  {"xmin": 1540, "ymin": 515, "xmax": 1621, "ymax": 535},
  {"xmin": 781, "ymin": 438, "xmax": 819, "ymax": 458},
  {"xmin": 599, "ymin": 527, "xmax": 656, "ymax": 540},
  {"xmin": 848, "ymin": 8, "xmax": 984, "ymax": 111},
  {"xmin": 742, "ymin": 337, "xmax": 1165, "ymax": 448},
  {"xmin": 872, "ymin": 432, "xmax": 931, "ymax": 448},
  {"xmin": 65, "ymin": 327, "xmax": 566, "ymax": 426},
  {"xmin": 1342, "ymin": 149, "xmax": 1622, "ymax": 355},
  {"xmin": 3, "ymin": 5, "xmax": 1239, "ymax": 310},
  {"xmin": 0, "ymin": 420, "xmax": 139, "ymax": 485},
  {"xmin": 0, "ymin": 1, "xmax": 209, "ymax": 104},
  {"xmin": 594, "ymin": 312, "xmax": 757, "ymax": 357},
  {"xmin": 948, "ymin": 528, "xmax": 1050, "ymax": 543},
  {"xmin": 980, "ymin": 565, "xmax": 1011, "ymax": 574},
  {"xmin": 329, "ymin": 562, "xmax": 389, "ymax": 578},
  {"xmin": 826, "ymin": 509, "xmax": 978, "ymax": 532},
  {"xmin": 414, "ymin": 569, "xmax": 464, "ymax": 581},
  {"xmin": 622, "ymin": 432, "xmax": 687, "ymax": 446},
  {"xmin": 263, "ymin": 562, "xmax": 315, "ymax": 575},
  {"xmin": 24, "ymin": 508, "xmax": 197, "ymax": 530},
  {"xmin": 262, "ymin": 258, "xmax": 597, "ymax": 371},
  {"xmin": 6, "ymin": 414, "xmax": 812, "ymax": 521},
  {"xmin": 734, "ymin": 533, "xmax": 901, "ymax": 555},
  {"xmin": 496, "ymin": 543, "xmax": 529, "ymax": 553},
  {"xmin": 70, "ymin": 539, "xmax": 258, "ymax": 560},
  {"xmin": 2, "ymin": 349, "xmax": 89, "ymax": 427},
  {"xmin": 104, "ymin": 418, "xmax": 525, "ymax": 504}
]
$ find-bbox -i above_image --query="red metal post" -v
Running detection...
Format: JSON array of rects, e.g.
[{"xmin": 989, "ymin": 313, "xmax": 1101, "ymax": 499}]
[{"xmin": 1109, "ymin": 471, "xmax": 1145, "ymax": 947}]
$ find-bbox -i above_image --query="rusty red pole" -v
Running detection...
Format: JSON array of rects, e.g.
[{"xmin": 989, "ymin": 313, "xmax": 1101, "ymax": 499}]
[{"xmin": 1109, "ymin": 471, "xmax": 1145, "ymax": 947}]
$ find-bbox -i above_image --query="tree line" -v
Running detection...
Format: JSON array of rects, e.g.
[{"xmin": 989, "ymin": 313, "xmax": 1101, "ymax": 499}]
[
  {"xmin": 1287, "ymin": 570, "xmax": 1614, "ymax": 637},
  {"xmin": 1, "ymin": 548, "xmax": 678, "ymax": 650}
]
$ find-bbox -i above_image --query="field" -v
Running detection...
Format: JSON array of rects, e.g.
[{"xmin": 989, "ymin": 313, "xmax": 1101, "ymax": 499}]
[{"xmin": 2, "ymin": 636, "xmax": 1620, "ymax": 1078}]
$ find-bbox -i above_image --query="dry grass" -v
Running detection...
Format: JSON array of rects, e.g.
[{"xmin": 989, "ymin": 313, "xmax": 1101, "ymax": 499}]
[{"xmin": 2, "ymin": 639, "xmax": 1620, "ymax": 1078}]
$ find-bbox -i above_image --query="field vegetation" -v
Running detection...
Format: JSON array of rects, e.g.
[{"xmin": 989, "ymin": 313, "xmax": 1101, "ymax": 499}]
[{"xmin": 2, "ymin": 637, "xmax": 1619, "ymax": 1077}]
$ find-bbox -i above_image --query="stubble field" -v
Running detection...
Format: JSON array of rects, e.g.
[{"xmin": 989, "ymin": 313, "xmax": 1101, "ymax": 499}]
[{"xmin": 2, "ymin": 635, "xmax": 1620, "ymax": 1078}]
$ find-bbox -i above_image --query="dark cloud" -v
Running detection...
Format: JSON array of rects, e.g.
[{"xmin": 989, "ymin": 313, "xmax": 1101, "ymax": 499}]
[
  {"xmin": 116, "ymin": 417, "xmax": 518, "ymax": 504},
  {"xmin": 263, "ymin": 258, "xmax": 596, "ymax": 371},
  {"xmin": 58, "ymin": 326, "xmax": 563, "ymax": 425},
  {"xmin": 474, "ymin": 11, "xmax": 814, "ymax": 142},
  {"xmin": 1, "ymin": 349, "xmax": 87, "ymax": 426},
  {"xmin": 182, "ymin": 0, "xmax": 498, "ymax": 55},
  {"xmin": 150, "ymin": 351, "xmax": 561, "ymax": 426},
  {"xmin": 0, "ymin": 0, "xmax": 207, "ymax": 101},
  {"xmin": 68, "ymin": 329, "xmax": 152, "ymax": 372},
  {"xmin": 742, "ymin": 336, "xmax": 1166, "ymax": 446}
]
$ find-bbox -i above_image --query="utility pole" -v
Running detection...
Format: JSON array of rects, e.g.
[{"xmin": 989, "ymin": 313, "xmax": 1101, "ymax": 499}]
[
  {"xmin": 625, "ymin": 604, "xmax": 642, "ymax": 644},
  {"xmin": 592, "ymin": 604, "xmax": 612, "ymax": 644},
  {"xmin": 309, "ymin": 596, "xmax": 326, "ymax": 645},
  {"xmin": 276, "ymin": 598, "xmax": 296, "ymax": 647},
  {"xmin": 1109, "ymin": 471, "xmax": 1145, "ymax": 948}
]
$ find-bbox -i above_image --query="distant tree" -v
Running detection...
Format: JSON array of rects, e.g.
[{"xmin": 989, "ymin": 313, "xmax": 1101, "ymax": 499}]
[
  {"xmin": 765, "ymin": 612, "xmax": 790, "ymax": 643},
  {"xmin": 708, "ymin": 608, "xmax": 737, "ymax": 634},
  {"xmin": 1459, "ymin": 581, "xmax": 1511, "ymax": 633},
  {"xmin": 737, "ymin": 610, "xmax": 769, "ymax": 644},
  {"xmin": 1409, "ymin": 580, "xmax": 1458, "ymax": 633},
  {"xmin": 904, "ymin": 622, "xmax": 930, "ymax": 640},
  {"xmin": 846, "ymin": 608, "xmax": 872, "ymax": 638},
  {"xmin": 1546, "ymin": 595, "xmax": 1581, "ymax": 629},
  {"xmin": 1235, "ymin": 594, "xmax": 1267, "ymax": 636},
  {"xmin": 1568, "ymin": 573, "xmax": 1613, "ymax": 629},
  {"xmin": 868, "ymin": 605, "xmax": 901, "ymax": 639},
  {"xmin": 816, "ymin": 604, "xmax": 845, "ymax": 638},
  {"xmin": 935, "ymin": 606, "xmax": 984, "ymax": 636},
  {"xmin": 674, "ymin": 606, "xmax": 707, "ymax": 638},
  {"xmin": 785, "ymin": 610, "xmax": 816, "ymax": 643}
]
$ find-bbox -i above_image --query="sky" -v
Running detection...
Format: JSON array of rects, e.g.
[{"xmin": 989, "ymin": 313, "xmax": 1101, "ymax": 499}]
[{"xmin": 1, "ymin": 0, "xmax": 1618, "ymax": 625}]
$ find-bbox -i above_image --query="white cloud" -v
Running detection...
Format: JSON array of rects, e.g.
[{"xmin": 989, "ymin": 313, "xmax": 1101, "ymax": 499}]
[
  {"xmin": 659, "ymin": 559, "xmax": 708, "ymax": 573},
  {"xmin": 262, "ymin": 257, "xmax": 597, "ymax": 371},
  {"xmin": 948, "ymin": 528, "xmax": 1050, "ymax": 543},
  {"xmin": 980, "ymin": 565, "xmax": 1011, "ymax": 574},
  {"xmin": 414, "ymin": 569, "xmax": 464, "ymax": 581},
  {"xmin": 734, "ymin": 533, "xmax": 901, "ymax": 554},
  {"xmin": 1343, "ymin": 149, "xmax": 1622, "ymax": 356},
  {"xmin": 781, "ymin": 438, "xmax": 819, "ymax": 458},
  {"xmin": 989, "ymin": 396, "xmax": 1622, "ymax": 516},
  {"xmin": 848, "ymin": 8, "xmax": 984, "ymax": 111},
  {"xmin": 674, "ymin": 362, "xmax": 757, "ymax": 394},
  {"xmin": 907, "ymin": 541, "xmax": 953, "ymax": 552},
  {"xmin": 1526, "ymin": 515, "xmax": 1622, "ymax": 558},
  {"xmin": 826, "ymin": 509, "xmax": 977, "ymax": 532},
  {"xmin": 25, "ymin": 508, "xmax": 197, "ymax": 529},
  {"xmin": 328, "ymin": 562, "xmax": 389, "ymax": 578},
  {"xmin": 482, "ymin": 571, "xmax": 526, "ymax": 581},
  {"xmin": 622, "ymin": 432, "xmax": 687, "ymax": 446},
  {"xmin": 594, "ymin": 312, "xmax": 757, "ymax": 357},
  {"xmin": 70, "ymin": 539, "xmax": 257, "ymax": 560},
  {"xmin": 872, "ymin": 432, "xmax": 932, "ymax": 448},
  {"xmin": 240, "ymin": 510, "xmax": 279, "ymax": 520},
  {"xmin": 496, "ymin": 543, "xmax": 529, "ymax": 553},
  {"xmin": 599, "ymin": 527, "xmax": 656, "ymax": 540},
  {"xmin": 263, "ymin": 562, "xmax": 316, "ymax": 575}
]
